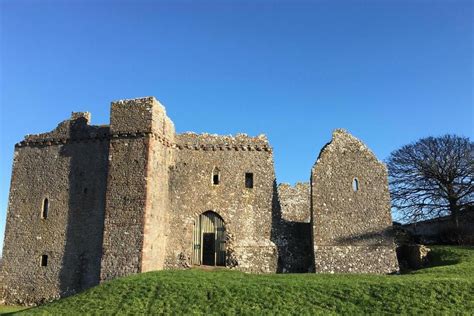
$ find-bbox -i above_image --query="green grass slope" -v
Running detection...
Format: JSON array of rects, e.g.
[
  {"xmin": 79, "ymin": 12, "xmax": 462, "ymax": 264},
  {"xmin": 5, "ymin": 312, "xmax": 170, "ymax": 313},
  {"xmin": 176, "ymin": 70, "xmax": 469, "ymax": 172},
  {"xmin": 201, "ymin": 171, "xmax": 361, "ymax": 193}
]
[{"xmin": 13, "ymin": 246, "xmax": 474, "ymax": 315}]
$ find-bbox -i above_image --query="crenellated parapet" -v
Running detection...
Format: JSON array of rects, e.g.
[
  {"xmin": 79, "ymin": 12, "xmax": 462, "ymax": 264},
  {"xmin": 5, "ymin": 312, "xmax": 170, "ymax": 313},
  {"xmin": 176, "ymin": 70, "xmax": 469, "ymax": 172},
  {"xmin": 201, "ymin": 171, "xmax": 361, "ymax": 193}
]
[
  {"xmin": 175, "ymin": 133, "xmax": 272, "ymax": 152},
  {"xmin": 1, "ymin": 96, "xmax": 400, "ymax": 306}
]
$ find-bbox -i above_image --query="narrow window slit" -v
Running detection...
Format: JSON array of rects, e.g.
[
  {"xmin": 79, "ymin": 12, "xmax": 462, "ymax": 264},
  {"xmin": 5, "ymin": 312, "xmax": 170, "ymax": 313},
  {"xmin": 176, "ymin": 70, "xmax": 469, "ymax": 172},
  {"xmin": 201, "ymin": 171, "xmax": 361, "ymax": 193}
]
[
  {"xmin": 245, "ymin": 173, "xmax": 254, "ymax": 189},
  {"xmin": 40, "ymin": 254, "xmax": 48, "ymax": 267},
  {"xmin": 212, "ymin": 167, "xmax": 220, "ymax": 185},
  {"xmin": 352, "ymin": 178, "xmax": 359, "ymax": 192},
  {"xmin": 41, "ymin": 198, "xmax": 49, "ymax": 219}
]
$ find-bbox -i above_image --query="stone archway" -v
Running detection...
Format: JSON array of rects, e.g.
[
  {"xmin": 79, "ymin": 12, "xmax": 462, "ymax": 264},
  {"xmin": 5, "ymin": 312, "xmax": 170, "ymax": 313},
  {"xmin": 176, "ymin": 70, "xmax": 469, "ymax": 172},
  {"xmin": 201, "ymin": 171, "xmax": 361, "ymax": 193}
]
[{"xmin": 192, "ymin": 211, "xmax": 226, "ymax": 266}]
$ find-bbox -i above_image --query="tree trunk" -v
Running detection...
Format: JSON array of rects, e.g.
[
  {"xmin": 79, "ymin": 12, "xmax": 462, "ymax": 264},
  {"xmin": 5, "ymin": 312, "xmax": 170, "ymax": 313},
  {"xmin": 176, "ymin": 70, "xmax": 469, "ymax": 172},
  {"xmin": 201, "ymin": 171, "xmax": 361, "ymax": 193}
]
[{"xmin": 449, "ymin": 199, "xmax": 460, "ymax": 243}]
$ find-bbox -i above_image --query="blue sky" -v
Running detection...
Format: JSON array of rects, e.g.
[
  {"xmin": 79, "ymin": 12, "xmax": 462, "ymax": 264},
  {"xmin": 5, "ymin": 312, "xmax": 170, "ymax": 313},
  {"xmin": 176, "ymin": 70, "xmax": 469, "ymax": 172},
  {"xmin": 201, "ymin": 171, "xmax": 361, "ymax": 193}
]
[{"xmin": 0, "ymin": 0, "xmax": 472, "ymax": 252}]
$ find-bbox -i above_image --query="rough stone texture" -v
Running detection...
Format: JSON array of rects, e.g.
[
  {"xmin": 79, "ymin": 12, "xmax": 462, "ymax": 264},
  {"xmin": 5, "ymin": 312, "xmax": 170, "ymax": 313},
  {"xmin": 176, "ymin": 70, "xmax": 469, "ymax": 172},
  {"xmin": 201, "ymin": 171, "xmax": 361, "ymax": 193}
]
[
  {"xmin": 1, "ymin": 97, "xmax": 399, "ymax": 305},
  {"xmin": 100, "ymin": 97, "xmax": 175, "ymax": 281},
  {"xmin": 166, "ymin": 133, "xmax": 277, "ymax": 273},
  {"xmin": 272, "ymin": 183, "xmax": 313, "ymax": 272},
  {"xmin": 311, "ymin": 129, "xmax": 399, "ymax": 274},
  {"xmin": 278, "ymin": 183, "xmax": 311, "ymax": 223},
  {"xmin": 1, "ymin": 114, "xmax": 108, "ymax": 305}
]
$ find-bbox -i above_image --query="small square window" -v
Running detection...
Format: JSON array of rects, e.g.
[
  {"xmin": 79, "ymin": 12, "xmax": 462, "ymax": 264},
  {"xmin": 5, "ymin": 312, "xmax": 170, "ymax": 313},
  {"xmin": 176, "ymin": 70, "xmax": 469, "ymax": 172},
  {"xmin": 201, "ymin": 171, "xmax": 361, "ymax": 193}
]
[
  {"xmin": 40, "ymin": 254, "xmax": 48, "ymax": 267},
  {"xmin": 245, "ymin": 173, "xmax": 254, "ymax": 189}
]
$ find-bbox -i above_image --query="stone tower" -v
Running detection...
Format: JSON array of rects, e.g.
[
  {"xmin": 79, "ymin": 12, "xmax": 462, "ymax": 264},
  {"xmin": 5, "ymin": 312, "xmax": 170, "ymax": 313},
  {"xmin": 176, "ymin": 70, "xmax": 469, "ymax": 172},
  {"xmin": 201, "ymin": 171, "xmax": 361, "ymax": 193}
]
[
  {"xmin": 310, "ymin": 129, "xmax": 398, "ymax": 273},
  {"xmin": 1, "ymin": 97, "xmax": 398, "ymax": 306}
]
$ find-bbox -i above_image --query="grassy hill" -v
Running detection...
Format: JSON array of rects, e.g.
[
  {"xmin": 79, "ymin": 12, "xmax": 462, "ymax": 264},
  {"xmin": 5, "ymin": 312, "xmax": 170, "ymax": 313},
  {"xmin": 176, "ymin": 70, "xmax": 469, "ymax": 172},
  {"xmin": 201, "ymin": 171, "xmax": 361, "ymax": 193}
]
[{"xmin": 5, "ymin": 246, "xmax": 474, "ymax": 315}]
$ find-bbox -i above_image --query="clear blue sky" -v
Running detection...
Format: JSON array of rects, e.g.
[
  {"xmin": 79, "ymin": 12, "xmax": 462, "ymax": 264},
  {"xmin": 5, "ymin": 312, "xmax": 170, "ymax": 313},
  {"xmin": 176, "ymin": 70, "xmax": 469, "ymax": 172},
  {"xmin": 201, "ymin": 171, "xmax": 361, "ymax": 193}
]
[{"xmin": 0, "ymin": 0, "xmax": 472, "ymax": 252}]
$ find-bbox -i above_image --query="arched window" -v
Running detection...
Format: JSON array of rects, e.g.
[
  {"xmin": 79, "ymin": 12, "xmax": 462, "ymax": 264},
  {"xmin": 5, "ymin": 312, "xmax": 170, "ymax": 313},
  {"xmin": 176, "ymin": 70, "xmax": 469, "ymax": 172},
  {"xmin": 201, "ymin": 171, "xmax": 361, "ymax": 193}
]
[
  {"xmin": 212, "ymin": 167, "xmax": 220, "ymax": 185},
  {"xmin": 352, "ymin": 178, "xmax": 359, "ymax": 192},
  {"xmin": 41, "ymin": 198, "xmax": 49, "ymax": 219}
]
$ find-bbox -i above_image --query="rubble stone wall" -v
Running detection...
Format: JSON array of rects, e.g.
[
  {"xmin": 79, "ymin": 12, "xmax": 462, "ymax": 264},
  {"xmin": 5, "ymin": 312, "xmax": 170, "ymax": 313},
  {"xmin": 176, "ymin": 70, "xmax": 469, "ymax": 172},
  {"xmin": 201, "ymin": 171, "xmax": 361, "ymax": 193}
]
[
  {"xmin": 141, "ymin": 102, "xmax": 175, "ymax": 273},
  {"xmin": 1, "ymin": 113, "xmax": 109, "ymax": 305},
  {"xmin": 272, "ymin": 183, "xmax": 313, "ymax": 272},
  {"xmin": 100, "ymin": 97, "xmax": 175, "ymax": 281},
  {"xmin": 1, "ymin": 97, "xmax": 402, "ymax": 306},
  {"xmin": 311, "ymin": 129, "xmax": 398, "ymax": 273},
  {"xmin": 166, "ymin": 133, "xmax": 277, "ymax": 273}
]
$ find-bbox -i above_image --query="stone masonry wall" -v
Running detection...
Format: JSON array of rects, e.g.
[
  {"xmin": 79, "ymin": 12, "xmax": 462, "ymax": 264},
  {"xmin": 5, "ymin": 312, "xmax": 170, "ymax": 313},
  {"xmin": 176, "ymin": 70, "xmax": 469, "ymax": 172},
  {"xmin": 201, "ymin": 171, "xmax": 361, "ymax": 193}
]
[
  {"xmin": 272, "ymin": 183, "xmax": 313, "ymax": 273},
  {"xmin": 100, "ymin": 97, "xmax": 175, "ymax": 281},
  {"xmin": 166, "ymin": 133, "xmax": 277, "ymax": 273},
  {"xmin": 1, "ymin": 97, "xmax": 404, "ymax": 306},
  {"xmin": 1, "ymin": 113, "xmax": 109, "ymax": 305},
  {"xmin": 141, "ymin": 102, "xmax": 175, "ymax": 273},
  {"xmin": 278, "ymin": 183, "xmax": 311, "ymax": 223},
  {"xmin": 311, "ymin": 129, "xmax": 399, "ymax": 273}
]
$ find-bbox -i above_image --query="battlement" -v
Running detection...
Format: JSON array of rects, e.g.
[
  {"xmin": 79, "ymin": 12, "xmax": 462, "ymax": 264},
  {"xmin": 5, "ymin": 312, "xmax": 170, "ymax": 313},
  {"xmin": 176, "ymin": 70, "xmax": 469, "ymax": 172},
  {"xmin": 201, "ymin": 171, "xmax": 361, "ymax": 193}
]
[
  {"xmin": 17, "ymin": 112, "xmax": 109, "ymax": 148},
  {"xmin": 110, "ymin": 96, "xmax": 175, "ymax": 136},
  {"xmin": 176, "ymin": 133, "xmax": 271, "ymax": 152},
  {"xmin": 2, "ymin": 95, "xmax": 399, "ymax": 305}
]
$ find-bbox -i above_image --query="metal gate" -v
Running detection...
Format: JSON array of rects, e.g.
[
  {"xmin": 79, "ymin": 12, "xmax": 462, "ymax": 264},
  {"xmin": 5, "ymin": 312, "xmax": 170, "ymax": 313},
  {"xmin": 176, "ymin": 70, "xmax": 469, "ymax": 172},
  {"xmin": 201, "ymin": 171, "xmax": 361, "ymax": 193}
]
[{"xmin": 192, "ymin": 211, "xmax": 226, "ymax": 266}]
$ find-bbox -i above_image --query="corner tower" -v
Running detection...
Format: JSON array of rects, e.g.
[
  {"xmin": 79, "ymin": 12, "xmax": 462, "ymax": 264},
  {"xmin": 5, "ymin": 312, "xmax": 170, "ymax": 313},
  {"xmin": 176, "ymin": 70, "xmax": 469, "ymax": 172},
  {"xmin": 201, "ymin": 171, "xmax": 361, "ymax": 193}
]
[
  {"xmin": 311, "ymin": 129, "xmax": 398, "ymax": 273},
  {"xmin": 99, "ymin": 97, "xmax": 175, "ymax": 281}
]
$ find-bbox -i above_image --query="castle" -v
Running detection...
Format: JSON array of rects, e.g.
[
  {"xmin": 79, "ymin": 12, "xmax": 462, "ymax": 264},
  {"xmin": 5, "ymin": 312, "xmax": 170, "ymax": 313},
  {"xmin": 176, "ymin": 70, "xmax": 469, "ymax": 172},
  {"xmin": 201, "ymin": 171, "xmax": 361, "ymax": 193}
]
[{"xmin": 1, "ymin": 97, "xmax": 398, "ymax": 305}]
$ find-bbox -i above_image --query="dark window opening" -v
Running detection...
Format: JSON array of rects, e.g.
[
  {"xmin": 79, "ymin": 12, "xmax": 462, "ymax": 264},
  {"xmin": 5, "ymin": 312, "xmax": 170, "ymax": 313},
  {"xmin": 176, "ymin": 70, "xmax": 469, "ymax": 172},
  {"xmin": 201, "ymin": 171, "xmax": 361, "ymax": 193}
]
[
  {"xmin": 40, "ymin": 255, "xmax": 48, "ymax": 267},
  {"xmin": 245, "ymin": 173, "xmax": 254, "ymax": 189},
  {"xmin": 42, "ymin": 198, "xmax": 49, "ymax": 219},
  {"xmin": 352, "ymin": 178, "xmax": 359, "ymax": 192},
  {"xmin": 212, "ymin": 167, "xmax": 220, "ymax": 185},
  {"xmin": 83, "ymin": 187, "xmax": 88, "ymax": 194}
]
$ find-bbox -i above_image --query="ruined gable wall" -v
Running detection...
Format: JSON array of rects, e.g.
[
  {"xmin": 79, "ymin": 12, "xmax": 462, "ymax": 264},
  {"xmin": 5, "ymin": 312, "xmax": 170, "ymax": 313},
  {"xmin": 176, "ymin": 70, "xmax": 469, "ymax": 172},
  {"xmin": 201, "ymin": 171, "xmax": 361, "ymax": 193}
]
[
  {"xmin": 100, "ymin": 97, "xmax": 175, "ymax": 281},
  {"xmin": 167, "ymin": 133, "xmax": 277, "ymax": 273},
  {"xmin": 311, "ymin": 129, "xmax": 398, "ymax": 273},
  {"xmin": 272, "ymin": 183, "xmax": 313, "ymax": 273},
  {"xmin": 1, "ymin": 114, "xmax": 109, "ymax": 305}
]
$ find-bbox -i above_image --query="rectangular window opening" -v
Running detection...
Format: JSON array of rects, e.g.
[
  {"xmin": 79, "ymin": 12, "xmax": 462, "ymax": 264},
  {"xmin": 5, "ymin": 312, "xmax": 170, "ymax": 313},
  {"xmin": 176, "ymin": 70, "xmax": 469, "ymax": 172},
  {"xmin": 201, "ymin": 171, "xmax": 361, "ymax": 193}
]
[
  {"xmin": 245, "ymin": 173, "xmax": 254, "ymax": 189},
  {"xmin": 213, "ymin": 174, "xmax": 219, "ymax": 185},
  {"xmin": 40, "ymin": 254, "xmax": 48, "ymax": 267}
]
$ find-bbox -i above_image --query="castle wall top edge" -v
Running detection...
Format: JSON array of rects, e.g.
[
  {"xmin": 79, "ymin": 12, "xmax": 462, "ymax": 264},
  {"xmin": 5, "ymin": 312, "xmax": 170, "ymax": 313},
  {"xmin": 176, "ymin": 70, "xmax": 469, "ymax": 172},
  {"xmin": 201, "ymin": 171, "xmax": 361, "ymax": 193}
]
[{"xmin": 176, "ymin": 132, "xmax": 270, "ymax": 148}]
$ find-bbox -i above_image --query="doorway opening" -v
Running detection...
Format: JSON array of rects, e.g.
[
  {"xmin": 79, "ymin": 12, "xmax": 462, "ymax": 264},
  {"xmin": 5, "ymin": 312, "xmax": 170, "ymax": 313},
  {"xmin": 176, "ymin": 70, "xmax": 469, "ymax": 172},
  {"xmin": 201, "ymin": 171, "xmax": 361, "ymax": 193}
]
[{"xmin": 192, "ymin": 211, "xmax": 226, "ymax": 266}]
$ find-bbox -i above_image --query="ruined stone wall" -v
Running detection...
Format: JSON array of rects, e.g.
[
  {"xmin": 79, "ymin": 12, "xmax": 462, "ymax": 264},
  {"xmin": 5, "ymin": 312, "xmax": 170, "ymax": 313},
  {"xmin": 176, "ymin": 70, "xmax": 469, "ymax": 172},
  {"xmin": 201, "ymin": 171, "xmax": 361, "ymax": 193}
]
[
  {"xmin": 1, "ymin": 114, "xmax": 109, "ymax": 305},
  {"xmin": 272, "ymin": 183, "xmax": 313, "ymax": 272},
  {"xmin": 141, "ymin": 104, "xmax": 175, "ymax": 272},
  {"xmin": 278, "ymin": 183, "xmax": 311, "ymax": 223},
  {"xmin": 311, "ymin": 129, "xmax": 399, "ymax": 274},
  {"xmin": 100, "ymin": 97, "xmax": 175, "ymax": 281},
  {"xmin": 1, "ymin": 97, "xmax": 406, "ymax": 306},
  {"xmin": 167, "ymin": 133, "xmax": 277, "ymax": 273}
]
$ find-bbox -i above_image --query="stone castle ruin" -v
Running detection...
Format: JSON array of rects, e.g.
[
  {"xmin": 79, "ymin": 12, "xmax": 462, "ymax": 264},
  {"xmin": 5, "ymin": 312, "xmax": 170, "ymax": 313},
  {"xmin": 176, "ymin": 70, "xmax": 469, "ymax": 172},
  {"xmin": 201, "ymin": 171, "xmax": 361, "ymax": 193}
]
[{"xmin": 1, "ymin": 97, "xmax": 398, "ymax": 304}]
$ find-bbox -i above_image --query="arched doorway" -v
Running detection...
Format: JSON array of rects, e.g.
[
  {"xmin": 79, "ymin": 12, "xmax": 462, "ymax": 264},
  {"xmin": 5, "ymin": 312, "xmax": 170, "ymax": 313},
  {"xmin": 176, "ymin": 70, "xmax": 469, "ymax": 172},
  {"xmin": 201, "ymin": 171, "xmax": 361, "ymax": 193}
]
[{"xmin": 192, "ymin": 211, "xmax": 226, "ymax": 266}]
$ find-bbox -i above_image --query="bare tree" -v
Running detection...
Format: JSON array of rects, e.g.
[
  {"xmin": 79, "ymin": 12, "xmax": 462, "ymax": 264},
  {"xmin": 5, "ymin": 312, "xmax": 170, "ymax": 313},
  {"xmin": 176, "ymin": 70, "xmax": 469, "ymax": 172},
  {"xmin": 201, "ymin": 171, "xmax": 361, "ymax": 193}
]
[{"xmin": 387, "ymin": 135, "xmax": 473, "ymax": 227}]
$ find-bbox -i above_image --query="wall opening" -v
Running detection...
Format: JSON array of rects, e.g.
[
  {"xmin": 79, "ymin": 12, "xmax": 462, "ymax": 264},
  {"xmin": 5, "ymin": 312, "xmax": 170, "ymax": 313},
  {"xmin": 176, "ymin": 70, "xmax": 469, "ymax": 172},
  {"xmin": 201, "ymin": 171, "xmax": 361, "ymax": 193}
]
[
  {"xmin": 352, "ymin": 178, "xmax": 359, "ymax": 192},
  {"xmin": 212, "ymin": 167, "xmax": 220, "ymax": 185},
  {"xmin": 192, "ymin": 211, "xmax": 226, "ymax": 266},
  {"xmin": 41, "ymin": 198, "xmax": 49, "ymax": 219},
  {"xmin": 40, "ymin": 254, "xmax": 48, "ymax": 267},
  {"xmin": 245, "ymin": 173, "xmax": 254, "ymax": 188}
]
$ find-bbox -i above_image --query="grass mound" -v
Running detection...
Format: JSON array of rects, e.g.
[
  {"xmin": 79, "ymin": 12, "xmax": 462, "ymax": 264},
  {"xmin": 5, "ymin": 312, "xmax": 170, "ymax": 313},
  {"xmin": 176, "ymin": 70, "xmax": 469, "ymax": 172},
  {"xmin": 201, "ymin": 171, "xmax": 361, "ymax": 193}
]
[{"xmin": 12, "ymin": 246, "xmax": 474, "ymax": 315}]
